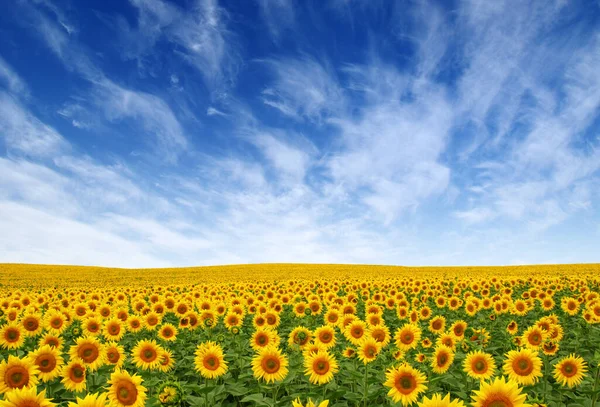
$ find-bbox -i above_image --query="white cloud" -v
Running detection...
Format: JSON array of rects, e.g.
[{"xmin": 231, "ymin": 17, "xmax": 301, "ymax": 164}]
[
  {"xmin": 257, "ymin": 0, "xmax": 295, "ymax": 42},
  {"xmin": 93, "ymin": 79, "xmax": 188, "ymax": 163},
  {"xmin": 0, "ymin": 56, "xmax": 28, "ymax": 96},
  {"xmin": 0, "ymin": 92, "xmax": 69, "ymax": 157},
  {"xmin": 250, "ymin": 131, "xmax": 313, "ymax": 182},
  {"xmin": 262, "ymin": 56, "xmax": 345, "ymax": 122},
  {"xmin": 125, "ymin": 0, "xmax": 239, "ymax": 91}
]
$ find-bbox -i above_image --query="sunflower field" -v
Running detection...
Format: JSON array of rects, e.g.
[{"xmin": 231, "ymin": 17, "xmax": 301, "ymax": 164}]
[{"xmin": 0, "ymin": 263, "xmax": 599, "ymax": 407}]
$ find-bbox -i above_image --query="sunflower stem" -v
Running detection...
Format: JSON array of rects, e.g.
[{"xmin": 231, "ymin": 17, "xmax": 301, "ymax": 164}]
[
  {"xmin": 543, "ymin": 354, "xmax": 548, "ymax": 402},
  {"xmin": 591, "ymin": 363, "xmax": 600, "ymax": 407},
  {"xmin": 363, "ymin": 362, "xmax": 368, "ymax": 407}
]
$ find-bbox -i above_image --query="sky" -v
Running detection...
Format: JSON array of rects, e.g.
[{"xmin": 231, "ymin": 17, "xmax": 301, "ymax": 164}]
[{"xmin": 1, "ymin": 0, "xmax": 599, "ymax": 267}]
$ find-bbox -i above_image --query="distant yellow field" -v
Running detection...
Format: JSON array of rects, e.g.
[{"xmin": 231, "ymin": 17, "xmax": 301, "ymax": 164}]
[
  {"xmin": 1, "ymin": 262, "xmax": 599, "ymax": 287},
  {"xmin": 1, "ymin": 262, "xmax": 600, "ymax": 406}
]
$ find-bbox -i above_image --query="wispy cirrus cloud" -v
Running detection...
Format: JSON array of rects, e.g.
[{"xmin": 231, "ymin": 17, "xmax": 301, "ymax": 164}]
[
  {"xmin": 0, "ymin": 56, "xmax": 28, "ymax": 96},
  {"xmin": 261, "ymin": 56, "xmax": 345, "ymax": 122},
  {"xmin": 123, "ymin": 0, "xmax": 240, "ymax": 92}
]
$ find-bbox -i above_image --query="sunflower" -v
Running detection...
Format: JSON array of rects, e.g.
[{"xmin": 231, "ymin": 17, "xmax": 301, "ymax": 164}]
[
  {"xmin": 561, "ymin": 297, "xmax": 579, "ymax": 315},
  {"xmin": 126, "ymin": 316, "xmax": 143, "ymax": 333},
  {"xmin": 69, "ymin": 336, "xmax": 105, "ymax": 371},
  {"xmin": 370, "ymin": 325, "xmax": 391, "ymax": 347},
  {"xmin": 437, "ymin": 333, "xmax": 456, "ymax": 350},
  {"xmin": 44, "ymin": 311, "xmax": 68, "ymax": 335},
  {"xmin": 344, "ymin": 319, "xmax": 368, "ymax": 345},
  {"xmin": 304, "ymin": 350, "xmax": 339, "ymax": 385},
  {"xmin": 82, "ymin": 317, "xmax": 102, "ymax": 337},
  {"xmin": 342, "ymin": 347, "xmax": 356, "ymax": 358},
  {"xmin": 224, "ymin": 312, "xmax": 242, "ymax": 330},
  {"xmin": 131, "ymin": 340, "xmax": 162, "ymax": 371},
  {"xmin": 357, "ymin": 337, "xmax": 380, "ymax": 364},
  {"xmin": 292, "ymin": 398, "xmax": 329, "ymax": 407},
  {"xmin": 194, "ymin": 341, "xmax": 228, "ymax": 379},
  {"xmin": 67, "ymin": 392, "xmax": 108, "ymax": 407},
  {"xmin": 20, "ymin": 313, "xmax": 42, "ymax": 336},
  {"xmin": 0, "ymin": 387, "xmax": 55, "ymax": 407},
  {"xmin": 507, "ymin": 321, "xmax": 518, "ymax": 335},
  {"xmin": 541, "ymin": 341, "xmax": 559, "ymax": 356},
  {"xmin": 157, "ymin": 349, "xmax": 175, "ymax": 373},
  {"xmin": 314, "ymin": 326, "xmax": 336, "ymax": 349},
  {"xmin": 158, "ymin": 323, "xmax": 178, "ymax": 342},
  {"xmin": 323, "ymin": 310, "xmax": 340, "ymax": 326},
  {"xmin": 29, "ymin": 345, "xmax": 64, "ymax": 382},
  {"xmin": 38, "ymin": 333, "xmax": 63, "ymax": 350},
  {"xmin": 384, "ymin": 363, "xmax": 428, "ymax": 406},
  {"xmin": 471, "ymin": 376, "xmax": 529, "ymax": 407},
  {"xmin": 61, "ymin": 361, "xmax": 87, "ymax": 392},
  {"xmin": 0, "ymin": 323, "xmax": 24, "ymax": 350},
  {"xmin": 520, "ymin": 326, "xmax": 546, "ymax": 350},
  {"xmin": 288, "ymin": 326, "xmax": 312, "ymax": 349},
  {"xmin": 450, "ymin": 320, "xmax": 467, "ymax": 340},
  {"xmin": 503, "ymin": 348, "xmax": 543, "ymax": 386},
  {"xmin": 103, "ymin": 318, "xmax": 124, "ymax": 342},
  {"xmin": 0, "ymin": 356, "xmax": 39, "ymax": 394},
  {"xmin": 417, "ymin": 393, "xmax": 465, "ymax": 407},
  {"xmin": 428, "ymin": 316, "xmax": 446, "ymax": 335},
  {"xmin": 463, "ymin": 351, "xmax": 495, "ymax": 381},
  {"xmin": 251, "ymin": 328, "xmax": 279, "ymax": 351},
  {"xmin": 394, "ymin": 324, "xmax": 421, "ymax": 351},
  {"xmin": 143, "ymin": 312, "xmax": 161, "ymax": 330},
  {"xmin": 553, "ymin": 354, "xmax": 587, "ymax": 388},
  {"xmin": 105, "ymin": 342, "xmax": 125, "ymax": 368},
  {"xmin": 431, "ymin": 345, "xmax": 455, "ymax": 374},
  {"xmin": 252, "ymin": 346, "xmax": 289, "ymax": 383},
  {"xmin": 107, "ymin": 370, "xmax": 146, "ymax": 407}
]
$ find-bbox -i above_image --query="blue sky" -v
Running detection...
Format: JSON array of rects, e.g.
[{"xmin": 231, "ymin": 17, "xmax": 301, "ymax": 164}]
[{"xmin": 1, "ymin": 0, "xmax": 599, "ymax": 267}]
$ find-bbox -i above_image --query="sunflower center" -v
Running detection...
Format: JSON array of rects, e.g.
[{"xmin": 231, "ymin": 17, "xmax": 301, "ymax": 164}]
[
  {"xmin": 79, "ymin": 344, "xmax": 99, "ymax": 363},
  {"xmin": 474, "ymin": 359, "xmax": 487, "ymax": 372},
  {"xmin": 366, "ymin": 345, "xmax": 377, "ymax": 357},
  {"xmin": 395, "ymin": 374, "xmax": 416, "ymax": 394},
  {"xmin": 71, "ymin": 366, "xmax": 85, "ymax": 381},
  {"xmin": 116, "ymin": 380, "xmax": 139, "ymax": 406},
  {"xmin": 52, "ymin": 319, "xmax": 62, "ymax": 328},
  {"xmin": 432, "ymin": 321, "xmax": 442, "ymax": 330},
  {"xmin": 352, "ymin": 328, "xmax": 363, "ymax": 338},
  {"xmin": 203, "ymin": 356, "xmax": 219, "ymax": 371},
  {"xmin": 36, "ymin": 355, "xmax": 56, "ymax": 372},
  {"xmin": 484, "ymin": 395, "xmax": 513, "ymax": 407},
  {"xmin": 530, "ymin": 334, "xmax": 541, "ymax": 345},
  {"xmin": 6, "ymin": 329, "xmax": 19, "ymax": 341},
  {"xmin": 437, "ymin": 353, "xmax": 448, "ymax": 366},
  {"xmin": 24, "ymin": 318, "xmax": 38, "ymax": 330},
  {"xmin": 314, "ymin": 360, "xmax": 330, "ymax": 374},
  {"xmin": 142, "ymin": 349, "xmax": 156, "ymax": 362},
  {"xmin": 262, "ymin": 357, "xmax": 280, "ymax": 374},
  {"xmin": 5, "ymin": 366, "xmax": 28, "ymax": 389},
  {"xmin": 513, "ymin": 357, "xmax": 533, "ymax": 375},
  {"xmin": 110, "ymin": 325, "xmax": 120, "ymax": 334},
  {"xmin": 561, "ymin": 363, "xmax": 577, "ymax": 377},
  {"xmin": 402, "ymin": 333, "xmax": 414, "ymax": 344},
  {"xmin": 108, "ymin": 351, "xmax": 120, "ymax": 363}
]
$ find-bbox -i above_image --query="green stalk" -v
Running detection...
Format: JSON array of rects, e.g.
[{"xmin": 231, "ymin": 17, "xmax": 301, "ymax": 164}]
[
  {"xmin": 591, "ymin": 364, "xmax": 600, "ymax": 407},
  {"xmin": 543, "ymin": 354, "xmax": 548, "ymax": 403},
  {"xmin": 363, "ymin": 363, "xmax": 368, "ymax": 407}
]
